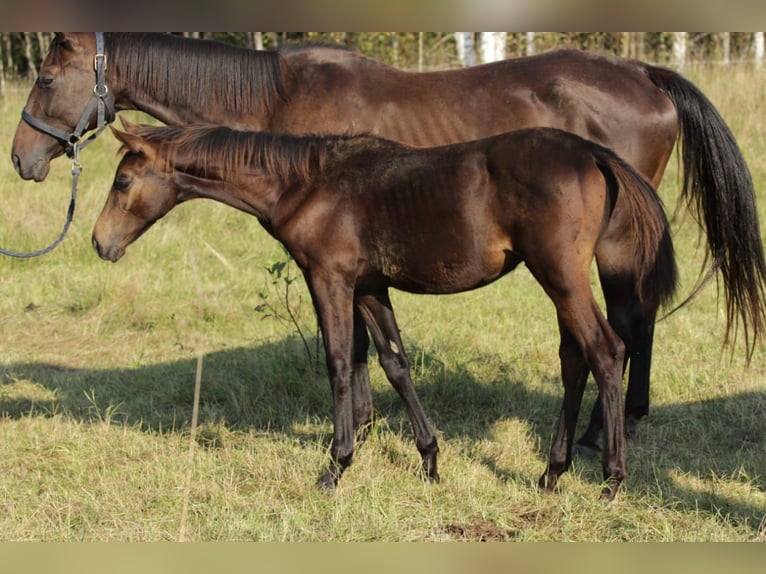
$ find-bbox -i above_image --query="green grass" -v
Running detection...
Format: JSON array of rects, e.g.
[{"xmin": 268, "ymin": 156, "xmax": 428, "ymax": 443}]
[{"xmin": 0, "ymin": 65, "xmax": 765, "ymax": 541}]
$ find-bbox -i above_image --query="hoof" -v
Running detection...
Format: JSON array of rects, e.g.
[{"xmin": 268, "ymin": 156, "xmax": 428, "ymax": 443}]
[
  {"xmin": 537, "ymin": 472, "xmax": 558, "ymax": 492},
  {"xmin": 316, "ymin": 468, "xmax": 339, "ymax": 490},
  {"xmin": 599, "ymin": 477, "xmax": 622, "ymax": 502}
]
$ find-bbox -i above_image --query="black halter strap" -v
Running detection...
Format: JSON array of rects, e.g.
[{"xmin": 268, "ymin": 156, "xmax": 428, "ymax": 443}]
[{"xmin": 1, "ymin": 33, "xmax": 115, "ymax": 259}]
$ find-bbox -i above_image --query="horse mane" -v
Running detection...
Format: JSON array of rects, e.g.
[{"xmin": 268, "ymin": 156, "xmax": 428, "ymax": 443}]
[
  {"xmin": 104, "ymin": 33, "xmax": 288, "ymax": 115},
  {"xmin": 122, "ymin": 124, "xmax": 360, "ymax": 184}
]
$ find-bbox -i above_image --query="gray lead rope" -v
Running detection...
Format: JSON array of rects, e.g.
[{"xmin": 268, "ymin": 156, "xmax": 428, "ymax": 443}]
[
  {"xmin": 0, "ymin": 151, "xmax": 82, "ymax": 259},
  {"xmin": 1, "ymin": 32, "xmax": 114, "ymax": 259}
]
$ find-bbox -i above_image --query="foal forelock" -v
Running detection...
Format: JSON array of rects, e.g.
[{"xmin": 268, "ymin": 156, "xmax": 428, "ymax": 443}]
[
  {"xmin": 104, "ymin": 33, "xmax": 288, "ymax": 116},
  {"xmin": 124, "ymin": 124, "xmax": 339, "ymax": 184}
]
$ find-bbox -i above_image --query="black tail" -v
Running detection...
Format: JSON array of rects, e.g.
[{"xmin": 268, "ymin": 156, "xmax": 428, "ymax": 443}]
[
  {"xmin": 646, "ymin": 65, "xmax": 766, "ymax": 358},
  {"xmin": 596, "ymin": 149, "xmax": 678, "ymax": 315}
]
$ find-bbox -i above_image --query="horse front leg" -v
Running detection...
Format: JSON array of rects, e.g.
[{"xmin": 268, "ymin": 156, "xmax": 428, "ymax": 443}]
[
  {"xmin": 351, "ymin": 308, "xmax": 374, "ymax": 442},
  {"xmin": 307, "ymin": 274, "xmax": 357, "ymax": 489}
]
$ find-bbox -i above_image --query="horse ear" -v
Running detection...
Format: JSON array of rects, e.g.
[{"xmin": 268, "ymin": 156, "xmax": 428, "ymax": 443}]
[
  {"xmin": 110, "ymin": 126, "xmax": 156, "ymax": 160},
  {"xmin": 54, "ymin": 33, "xmax": 81, "ymax": 51}
]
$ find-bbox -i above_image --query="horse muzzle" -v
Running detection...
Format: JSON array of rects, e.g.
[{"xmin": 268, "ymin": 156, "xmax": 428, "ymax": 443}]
[{"xmin": 11, "ymin": 151, "xmax": 52, "ymax": 182}]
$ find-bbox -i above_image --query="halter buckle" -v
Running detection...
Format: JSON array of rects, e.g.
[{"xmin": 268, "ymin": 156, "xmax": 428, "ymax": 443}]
[{"xmin": 94, "ymin": 52, "xmax": 107, "ymax": 72}]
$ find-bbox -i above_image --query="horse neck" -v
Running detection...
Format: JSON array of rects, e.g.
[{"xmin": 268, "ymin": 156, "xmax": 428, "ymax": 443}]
[{"xmin": 106, "ymin": 33, "xmax": 282, "ymax": 127}]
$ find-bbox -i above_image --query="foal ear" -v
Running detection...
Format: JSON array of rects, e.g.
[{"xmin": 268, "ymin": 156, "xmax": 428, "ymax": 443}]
[
  {"xmin": 110, "ymin": 126, "xmax": 157, "ymax": 160},
  {"xmin": 119, "ymin": 117, "xmax": 139, "ymax": 132}
]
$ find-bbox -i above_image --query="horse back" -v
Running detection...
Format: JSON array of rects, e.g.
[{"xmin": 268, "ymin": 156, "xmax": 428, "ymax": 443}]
[{"xmin": 277, "ymin": 48, "xmax": 676, "ymax": 182}]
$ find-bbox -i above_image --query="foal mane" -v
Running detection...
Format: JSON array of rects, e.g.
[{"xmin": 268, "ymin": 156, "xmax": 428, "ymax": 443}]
[
  {"xmin": 123, "ymin": 124, "xmax": 354, "ymax": 184},
  {"xmin": 103, "ymin": 33, "xmax": 288, "ymax": 116}
]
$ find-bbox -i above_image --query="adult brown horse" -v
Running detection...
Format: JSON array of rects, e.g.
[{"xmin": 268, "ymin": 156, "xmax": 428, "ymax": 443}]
[
  {"xmin": 91, "ymin": 121, "xmax": 677, "ymax": 499},
  {"xmin": 11, "ymin": 33, "xmax": 765, "ymax": 454}
]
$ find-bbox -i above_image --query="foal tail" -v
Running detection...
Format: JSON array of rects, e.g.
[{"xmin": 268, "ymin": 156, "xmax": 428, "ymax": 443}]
[
  {"xmin": 645, "ymin": 65, "xmax": 766, "ymax": 358},
  {"xmin": 595, "ymin": 149, "xmax": 678, "ymax": 315}
]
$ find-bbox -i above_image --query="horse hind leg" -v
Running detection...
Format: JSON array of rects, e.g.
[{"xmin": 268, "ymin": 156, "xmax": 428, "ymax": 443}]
[
  {"xmin": 351, "ymin": 308, "xmax": 374, "ymax": 442},
  {"xmin": 575, "ymin": 268, "xmax": 659, "ymax": 457},
  {"xmin": 602, "ymin": 272, "xmax": 656, "ymax": 436},
  {"xmin": 356, "ymin": 291, "xmax": 440, "ymax": 483}
]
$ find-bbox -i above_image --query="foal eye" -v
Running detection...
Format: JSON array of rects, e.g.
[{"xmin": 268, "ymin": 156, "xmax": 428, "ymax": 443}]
[{"xmin": 113, "ymin": 175, "xmax": 131, "ymax": 192}]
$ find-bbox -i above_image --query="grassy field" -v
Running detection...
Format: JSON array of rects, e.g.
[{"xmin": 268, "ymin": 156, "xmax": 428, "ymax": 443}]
[{"xmin": 0, "ymin": 64, "xmax": 764, "ymax": 542}]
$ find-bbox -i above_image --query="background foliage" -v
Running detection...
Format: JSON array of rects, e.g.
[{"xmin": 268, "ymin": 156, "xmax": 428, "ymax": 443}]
[{"xmin": 0, "ymin": 32, "xmax": 764, "ymax": 84}]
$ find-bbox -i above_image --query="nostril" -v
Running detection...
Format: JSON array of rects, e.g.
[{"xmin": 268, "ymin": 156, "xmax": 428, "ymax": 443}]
[
  {"xmin": 12, "ymin": 153, "xmax": 21, "ymax": 175},
  {"xmin": 91, "ymin": 235, "xmax": 101, "ymax": 256}
]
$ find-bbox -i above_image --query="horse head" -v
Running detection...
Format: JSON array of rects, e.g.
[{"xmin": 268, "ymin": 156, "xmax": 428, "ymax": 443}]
[{"xmin": 12, "ymin": 33, "xmax": 114, "ymax": 182}]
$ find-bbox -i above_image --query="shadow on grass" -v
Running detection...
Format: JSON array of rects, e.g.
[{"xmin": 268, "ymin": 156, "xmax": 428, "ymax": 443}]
[{"xmin": 1, "ymin": 336, "xmax": 764, "ymax": 533}]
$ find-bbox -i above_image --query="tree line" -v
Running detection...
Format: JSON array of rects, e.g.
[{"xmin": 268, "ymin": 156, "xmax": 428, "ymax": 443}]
[{"xmin": 1, "ymin": 32, "xmax": 763, "ymax": 90}]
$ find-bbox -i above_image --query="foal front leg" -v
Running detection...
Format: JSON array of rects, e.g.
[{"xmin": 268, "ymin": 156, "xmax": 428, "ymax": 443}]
[
  {"xmin": 356, "ymin": 291, "xmax": 440, "ymax": 483},
  {"xmin": 539, "ymin": 326, "xmax": 589, "ymax": 492},
  {"xmin": 307, "ymin": 275, "xmax": 358, "ymax": 489}
]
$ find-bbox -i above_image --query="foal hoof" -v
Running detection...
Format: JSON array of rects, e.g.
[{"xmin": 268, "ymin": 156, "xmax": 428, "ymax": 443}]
[
  {"xmin": 537, "ymin": 472, "xmax": 558, "ymax": 492},
  {"xmin": 599, "ymin": 478, "xmax": 622, "ymax": 502},
  {"xmin": 421, "ymin": 456, "xmax": 440, "ymax": 484},
  {"xmin": 427, "ymin": 469, "xmax": 441, "ymax": 484},
  {"xmin": 316, "ymin": 469, "xmax": 339, "ymax": 490}
]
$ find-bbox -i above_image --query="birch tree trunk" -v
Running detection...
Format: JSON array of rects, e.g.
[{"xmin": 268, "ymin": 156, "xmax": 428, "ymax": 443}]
[
  {"xmin": 755, "ymin": 32, "xmax": 764, "ymax": 69},
  {"xmin": 525, "ymin": 32, "xmax": 536, "ymax": 56},
  {"xmin": 479, "ymin": 32, "xmax": 506, "ymax": 63},
  {"xmin": 23, "ymin": 32, "xmax": 36, "ymax": 78},
  {"xmin": 673, "ymin": 32, "xmax": 687, "ymax": 70},
  {"xmin": 0, "ymin": 34, "xmax": 5, "ymax": 95},
  {"xmin": 454, "ymin": 32, "xmax": 476, "ymax": 67}
]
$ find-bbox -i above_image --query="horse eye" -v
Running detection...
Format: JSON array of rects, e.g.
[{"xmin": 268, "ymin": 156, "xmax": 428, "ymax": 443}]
[{"xmin": 37, "ymin": 76, "xmax": 55, "ymax": 89}]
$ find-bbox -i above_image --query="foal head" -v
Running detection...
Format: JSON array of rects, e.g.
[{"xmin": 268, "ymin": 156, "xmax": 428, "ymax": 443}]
[{"xmin": 92, "ymin": 123, "xmax": 176, "ymax": 262}]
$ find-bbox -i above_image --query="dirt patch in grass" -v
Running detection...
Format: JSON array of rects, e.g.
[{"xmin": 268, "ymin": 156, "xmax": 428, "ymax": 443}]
[{"xmin": 441, "ymin": 518, "xmax": 518, "ymax": 541}]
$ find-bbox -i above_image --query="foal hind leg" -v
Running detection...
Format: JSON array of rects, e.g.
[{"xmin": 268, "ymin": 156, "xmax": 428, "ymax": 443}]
[
  {"xmin": 539, "ymin": 325, "xmax": 590, "ymax": 492},
  {"xmin": 356, "ymin": 291, "xmax": 440, "ymax": 483},
  {"xmin": 540, "ymin": 292, "xmax": 627, "ymax": 500}
]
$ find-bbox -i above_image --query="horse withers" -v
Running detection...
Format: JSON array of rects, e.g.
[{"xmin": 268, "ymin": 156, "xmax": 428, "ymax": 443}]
[{"xmin": 92, "ymin": 121, "xmax": 677, "ymax": 499}]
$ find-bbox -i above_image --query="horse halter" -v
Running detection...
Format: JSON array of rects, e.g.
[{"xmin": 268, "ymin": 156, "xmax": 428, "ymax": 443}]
[
  {"xmin": 1, "ymin": 33, "xmax": 115, "ymax": 259},
  {"xmin": 20, "ymin": 32, "xmax": 116, "ymax": 163}
]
